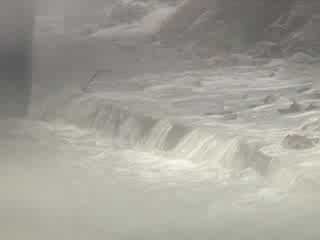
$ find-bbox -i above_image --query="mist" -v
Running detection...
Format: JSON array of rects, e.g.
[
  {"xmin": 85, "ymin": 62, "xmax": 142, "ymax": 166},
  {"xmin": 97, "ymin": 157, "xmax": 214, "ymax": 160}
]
[
  {"xmin": 2, "ymin": 1, "xmax": 320, "ymax": 239},
  {"xmin": 35, "ymin": 0, "xmax": 114, "ymax": 16}
]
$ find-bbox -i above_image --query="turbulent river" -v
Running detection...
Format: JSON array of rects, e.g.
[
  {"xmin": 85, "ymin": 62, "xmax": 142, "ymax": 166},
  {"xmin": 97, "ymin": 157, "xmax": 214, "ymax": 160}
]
[{"xmin": 3, "ymin": 26, "xmax": 320, "ymax": 239}]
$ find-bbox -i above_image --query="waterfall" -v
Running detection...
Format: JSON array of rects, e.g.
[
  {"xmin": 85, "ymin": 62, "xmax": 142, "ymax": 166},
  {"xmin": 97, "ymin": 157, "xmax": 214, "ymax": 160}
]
[{"xmin": 49, "ymin": 93, "xmax": 271, "ymax": 174}]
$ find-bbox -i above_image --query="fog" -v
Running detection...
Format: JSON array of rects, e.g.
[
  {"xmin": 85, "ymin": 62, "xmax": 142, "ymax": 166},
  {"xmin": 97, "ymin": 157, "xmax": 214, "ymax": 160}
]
[
  {"xmin": 2, "ymin": 0, "xmax": 320, "ymax": 239},
  {"xmin": 36, "ymin": 0, "xmax": 114, "ymax": 16}
]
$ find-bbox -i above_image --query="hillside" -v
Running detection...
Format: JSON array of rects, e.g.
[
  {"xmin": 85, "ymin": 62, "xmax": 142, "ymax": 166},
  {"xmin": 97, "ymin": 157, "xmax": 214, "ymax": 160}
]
[
  {"xmin": 38, "ymin": 0, "xmax": 320, "ymax": 58},
  {"xmin": 156, "ymin": 0, "xmax": 320, "ymax": 57}
]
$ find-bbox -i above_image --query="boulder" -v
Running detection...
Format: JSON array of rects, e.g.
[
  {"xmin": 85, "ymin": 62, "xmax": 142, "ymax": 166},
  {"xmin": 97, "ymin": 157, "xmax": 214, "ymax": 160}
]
[
  {"xmin": 263, "ymin": 94, "xmax": 278, "ymax": 104},
  {"xmin": 278, "ymin": 100, "xmax": 303, "ymax": 114},
  {"xmin": 282, "ymin": 134, "xmax": 319, "ymax": 150}
]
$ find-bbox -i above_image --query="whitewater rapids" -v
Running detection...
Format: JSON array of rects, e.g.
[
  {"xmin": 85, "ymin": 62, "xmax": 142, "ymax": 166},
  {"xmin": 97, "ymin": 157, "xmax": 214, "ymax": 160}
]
[{"xmin": 4, "ymin": 11, "xmax": 320, "ymax": 240}]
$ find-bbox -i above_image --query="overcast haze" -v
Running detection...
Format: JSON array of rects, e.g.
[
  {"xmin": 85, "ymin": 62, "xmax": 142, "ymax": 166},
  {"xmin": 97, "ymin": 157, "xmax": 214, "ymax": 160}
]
[
  {"xmin": 36, "ymin": 0, "xmax": 114, "ymax": 16},
  {"xmin": 2, "ymin": 1, "xmax": 320, "ymax": 239}
]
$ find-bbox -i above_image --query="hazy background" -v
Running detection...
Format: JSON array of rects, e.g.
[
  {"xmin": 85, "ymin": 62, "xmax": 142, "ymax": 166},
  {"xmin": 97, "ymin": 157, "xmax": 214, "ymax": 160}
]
[
  {"xmin": 35, "ymin": 0, "xmax": 114, "ymax": 16},
  {"xmin": 3, "ymin": 1, "xmax": 320, "ymax": 240}
]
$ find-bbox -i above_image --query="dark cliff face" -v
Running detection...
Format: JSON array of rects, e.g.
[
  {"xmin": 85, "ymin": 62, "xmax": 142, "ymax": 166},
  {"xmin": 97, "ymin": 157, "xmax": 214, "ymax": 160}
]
[
  {"xmin": 0, "ymin": 0, "xmax": 34, "ymax": 118},
  {"xmin": 157, "ymin": 0, "xmax": 320, "ymax": 56},
  {"xmin": 217, "ymin": 0, "xmax": 294, "ymax": 42}
]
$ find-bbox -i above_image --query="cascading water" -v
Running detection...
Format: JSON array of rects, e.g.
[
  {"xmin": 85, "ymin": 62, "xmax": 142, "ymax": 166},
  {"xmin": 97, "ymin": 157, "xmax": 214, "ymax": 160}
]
[
  {"xmin": 54, "ymin": 93, "xmax": 271, "ymax": 176},
  {"xmin": 4, "ymin": 3, "xmax": 320, "ymax": 237},
  {"xmin": 143, "ymin": 119, "xmax": 173, "ymax": 151}
]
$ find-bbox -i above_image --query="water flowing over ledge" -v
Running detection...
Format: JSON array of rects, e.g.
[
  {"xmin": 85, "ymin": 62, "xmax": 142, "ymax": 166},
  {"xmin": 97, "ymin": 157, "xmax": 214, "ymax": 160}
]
[{"xmin": 48, "ymin": 93, "xmax": 272, "ymax": 176}]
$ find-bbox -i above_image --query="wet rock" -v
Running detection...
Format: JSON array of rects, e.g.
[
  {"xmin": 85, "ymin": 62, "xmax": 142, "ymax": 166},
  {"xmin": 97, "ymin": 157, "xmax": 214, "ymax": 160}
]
[
  {"xmin": 218, "ymin": 108, "xmax": 233, "ymax": 115},
  {"xmin": 305, "ymin": 103, "xmax": 319, "ymax": 111},
  {"xmin": 204, "ymin": 112, "xmax": 215, "ymax": 116},
  {"xmin": 282, "ymin": 134, "xmax": 319, "ymax": 150},
  {"xmin": 78, "ymin": 24, "xmax": 100, "ymax": 36},
  {"xmin": 269, "ymin": 72, "xmax": 276, "ymax": 77},
  {"xmin": 223, "ymin": 112, "xmax": 237, "ymax": 121},
  {"xmin": 297, "ymin": 86, "xmax": 311, "ymax": 93},
  {"xmin": 288, "ymin": 52, "xmax": 316, "ymax": 64},
  {"xmin": 242, "ymin": 94, "xmax": 249, "ymax": 100},
  {"xmin": 278, "ymin": 100, "xmax": 303, "ymax": 114},
  {"xmin": 248, "ymin": 103, "xmax": 260, "ymax": 109},
  {"xmin": 263, "ymin": 94, "xmax": 277, "ymax": 104},
  {"xmin": 284, "ymin": 14, "xmax": 320, "ymax": 56},
  {"xmin": 309, "ymin": 91, "xmax": 320, "ymax": 99}
]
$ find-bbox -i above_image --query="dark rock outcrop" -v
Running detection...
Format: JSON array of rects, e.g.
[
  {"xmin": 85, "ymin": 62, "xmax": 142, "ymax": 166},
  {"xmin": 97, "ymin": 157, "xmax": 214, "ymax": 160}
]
[
  {"xmin": 156, "ymin": 0, "xmax": 320, "ymax": 57},
  {"xmin": 282, "ymin": 134, "xmax": 319, "ymax": 149}
]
